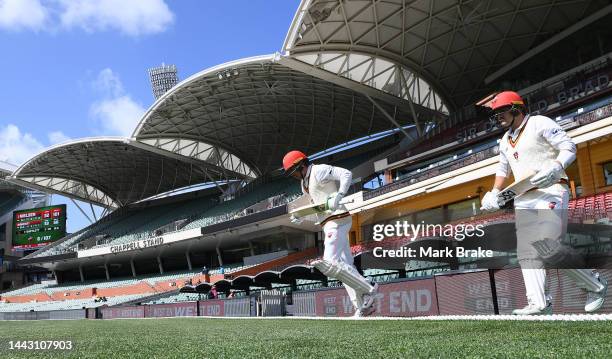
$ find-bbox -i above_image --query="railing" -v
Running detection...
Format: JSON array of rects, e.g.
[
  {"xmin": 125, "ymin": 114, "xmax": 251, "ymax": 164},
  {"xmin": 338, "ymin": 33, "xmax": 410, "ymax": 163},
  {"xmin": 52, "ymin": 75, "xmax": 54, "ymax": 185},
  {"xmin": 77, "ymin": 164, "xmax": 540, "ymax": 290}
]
[
  {"xmin": 522, "ymin": 54, "xmax": 612, "ymax": 115},
  {"xmin": 76, "ymin": 192, "xmax": 302, "ymax": 252},
  {"xmin": 387, "ymin": 117, "xmax": 500, "ymax": 165},
  {"xmin": 364, "ymin": 145, "xmax": 500, "ymax": 200},
  {"xmin": 574, "ymin": 102, "xmax": 612, "ymax": 126},
  {"xmin": 192, "ymin": 192, "xmax": 299, "ymax": 225}
]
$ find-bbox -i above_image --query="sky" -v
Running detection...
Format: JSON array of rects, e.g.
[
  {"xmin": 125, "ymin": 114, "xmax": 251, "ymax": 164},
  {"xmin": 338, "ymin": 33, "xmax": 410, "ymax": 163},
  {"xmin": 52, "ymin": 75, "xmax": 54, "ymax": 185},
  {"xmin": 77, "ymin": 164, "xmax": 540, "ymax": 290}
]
[{"xmin": 0, "ymin": 0, "xmax": 300, "ymax": 233}]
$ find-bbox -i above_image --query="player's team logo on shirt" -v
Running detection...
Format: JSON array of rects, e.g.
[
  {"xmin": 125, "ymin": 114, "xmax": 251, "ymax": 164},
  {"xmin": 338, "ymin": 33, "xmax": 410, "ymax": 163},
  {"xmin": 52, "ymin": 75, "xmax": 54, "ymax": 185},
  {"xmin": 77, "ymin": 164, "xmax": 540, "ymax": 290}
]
[
  {"xmin": 548, "ymin": 202, "xmax": 557, "ymax": 209},
  {"xmin": 513, "ymin": 152, "xmax": 519, "ymax": 160}
]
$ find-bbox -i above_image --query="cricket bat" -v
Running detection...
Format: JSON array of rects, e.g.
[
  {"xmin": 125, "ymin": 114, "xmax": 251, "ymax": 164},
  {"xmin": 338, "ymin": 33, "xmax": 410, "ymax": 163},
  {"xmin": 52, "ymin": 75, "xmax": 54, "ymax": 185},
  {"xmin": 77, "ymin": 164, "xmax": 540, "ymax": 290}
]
[
  {"xmin": 288, "ymin": 195, "xmax": 354, "ymax": 217},
  {"xmin": 289, "ymin": 201, "xmax": 330, "ymax": 217},
  {"xmin": 496, "ymin": 171, "xmax": 537, "ymax": 206}
]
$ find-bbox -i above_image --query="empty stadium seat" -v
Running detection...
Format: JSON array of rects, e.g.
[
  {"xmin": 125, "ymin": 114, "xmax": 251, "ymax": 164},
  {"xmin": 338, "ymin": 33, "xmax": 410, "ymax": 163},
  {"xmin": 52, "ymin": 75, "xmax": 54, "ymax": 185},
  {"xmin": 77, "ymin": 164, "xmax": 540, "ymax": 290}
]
[{"xmin": 31, "ymin": 177, "xmax": 301, "ymax": 256}]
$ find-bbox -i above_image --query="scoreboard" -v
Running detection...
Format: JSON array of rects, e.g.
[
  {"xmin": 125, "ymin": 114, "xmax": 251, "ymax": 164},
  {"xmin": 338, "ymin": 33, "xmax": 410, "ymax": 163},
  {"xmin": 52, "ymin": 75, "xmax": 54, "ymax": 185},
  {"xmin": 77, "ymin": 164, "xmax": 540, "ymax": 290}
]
[{"xmin": 12, "ymin": 204, "xmax": 67, "ymax": 250}]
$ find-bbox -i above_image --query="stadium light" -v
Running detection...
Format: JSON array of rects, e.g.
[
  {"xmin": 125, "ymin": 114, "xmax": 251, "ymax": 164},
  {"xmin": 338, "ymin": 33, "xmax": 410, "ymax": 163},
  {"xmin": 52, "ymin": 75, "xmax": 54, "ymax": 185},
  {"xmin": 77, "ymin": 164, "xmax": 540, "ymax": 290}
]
[
  {"xmin": 216, "ymin": 68, "xmax": 240, "ymax": 80},
  {"xmin": 148, "ymin": 64, "xmax": 179, "ymax": 99}
]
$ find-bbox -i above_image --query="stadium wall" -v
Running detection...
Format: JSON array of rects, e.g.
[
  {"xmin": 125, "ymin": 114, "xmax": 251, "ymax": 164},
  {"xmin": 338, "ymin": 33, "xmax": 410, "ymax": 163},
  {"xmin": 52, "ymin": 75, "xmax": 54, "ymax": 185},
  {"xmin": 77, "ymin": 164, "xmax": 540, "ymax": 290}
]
[
  {"xmin": 145, "ymin": 302, "xmax": 198, "ymax": 317},
  {"xmin": 3, "ymin": 268, "xmax": 611, "ymax": 320},
  {"xmin": 0, "ymin": 309, "xmax": 86, "ymax": 320},
  {"xmin": 293, "ymin": 277, "xmax": 438, "ymax": 317},
  {"xmin": 199, "ymin": 296, "xmax": 255, "ymax": 317},
  {"xmin": 101, "ymin": 306, "xmax": 145, "ymax": 319},
  {"xmin": 293, "ymin": 269, "xmax": 612, "ymax": 317}
]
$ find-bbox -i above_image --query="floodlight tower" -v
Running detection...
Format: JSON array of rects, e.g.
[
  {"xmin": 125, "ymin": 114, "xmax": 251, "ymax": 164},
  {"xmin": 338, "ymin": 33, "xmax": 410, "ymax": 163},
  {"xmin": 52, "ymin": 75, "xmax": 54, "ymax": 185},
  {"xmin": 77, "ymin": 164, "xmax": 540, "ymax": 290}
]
[{"xmin": 148, "ymin": 63, "xmax": 179, "ymax": 99}]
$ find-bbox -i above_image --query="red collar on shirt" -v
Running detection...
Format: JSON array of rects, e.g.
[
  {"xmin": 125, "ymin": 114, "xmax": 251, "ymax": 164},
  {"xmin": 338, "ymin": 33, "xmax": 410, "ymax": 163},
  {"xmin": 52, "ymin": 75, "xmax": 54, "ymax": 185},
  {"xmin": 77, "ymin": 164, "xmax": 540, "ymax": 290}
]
[
  {"xmin": 508, "ymin": 115, "xmax": 530, "ymax": 148},
  {"xmin": 301, "ymin": 165, "xmax": 312, "ymax": 193}
]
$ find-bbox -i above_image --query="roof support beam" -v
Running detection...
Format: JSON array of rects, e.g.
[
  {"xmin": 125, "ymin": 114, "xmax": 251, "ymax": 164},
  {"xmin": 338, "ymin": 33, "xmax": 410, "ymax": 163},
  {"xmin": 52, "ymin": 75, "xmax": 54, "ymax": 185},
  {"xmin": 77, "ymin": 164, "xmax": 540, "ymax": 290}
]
[
  {"xmin": 203, "ymin": 173, "xmax": 229, "ymax": 195},
  {"xmin": 278, "ymin": 55, "xmax": 444, "ymax": 120},
  {"xmin": 365, "ymin": 94, "xmax": 414, "ymax": 141},
  {"xmin": 485, "ymin": 4, "xmax": 612, "ymax": 84},
  {"xmin": 131, "ymin": 138, "xmax": 254, "ymax": 181},
  {"xmin": 89, "ymin": 203, "xmax": 98, "ymax": 222},
  {"xmin": 283, "ymin": 44, "xmax": 455, "ymax": 110},
  {"xmin": 70, "ymin": 198, "xmax": 94, "ymax": 224},
  {"xmin": 7, "ymin": 177, "xmax": 117, "ymax": 209},
  {"xmin": 398, "ymin": 69, "xmax": 423, "ymax": 137}
]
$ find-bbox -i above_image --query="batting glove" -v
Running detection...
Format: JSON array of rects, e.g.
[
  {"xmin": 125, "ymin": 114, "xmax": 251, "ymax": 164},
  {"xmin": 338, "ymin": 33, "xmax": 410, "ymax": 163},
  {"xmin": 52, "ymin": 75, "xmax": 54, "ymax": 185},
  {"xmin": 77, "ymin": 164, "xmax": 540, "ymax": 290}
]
[
  {"xmin": 530, "ymin": 161, "xmax": 563, "ymax": 189},
  {"xmin": 480, "ymin": 188, "xmax": 501, "ymax": 212},
  {"xmin": 328, "ymin": 192, "xmax": 345, "ymax": 211},
  {"xmin": 290, "ymin": 214, "xmax": 303, "ymax": 225}
]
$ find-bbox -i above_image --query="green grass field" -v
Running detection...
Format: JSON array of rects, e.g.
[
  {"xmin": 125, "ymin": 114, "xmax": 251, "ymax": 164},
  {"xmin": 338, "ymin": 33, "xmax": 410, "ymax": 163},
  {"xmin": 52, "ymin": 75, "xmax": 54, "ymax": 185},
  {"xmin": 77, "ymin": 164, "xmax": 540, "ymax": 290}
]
[{"xmin": 0, "ymin": 318, "xmax": 610, "ymax": 358}]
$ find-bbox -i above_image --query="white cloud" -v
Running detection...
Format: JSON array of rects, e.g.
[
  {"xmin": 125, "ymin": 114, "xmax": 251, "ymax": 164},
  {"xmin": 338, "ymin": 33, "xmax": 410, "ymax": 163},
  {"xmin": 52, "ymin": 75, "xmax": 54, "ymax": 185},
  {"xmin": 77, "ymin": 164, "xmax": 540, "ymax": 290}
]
[
  {"xmin": 0, "ymin": 124, "xmax": 45, "ymax": 165},
  {"xmin": 0, "ymin": 0, "xmax": 48, "ymax": 31},
  {"xmin": 0, "ymin": 73, "xmax": 143, "ymax": 166},
  {"xmin": 48, "ymin": 131, "xmax": 71, "ymax": 145},
  {"xmin": 91, "ymin": 96, "xmax": 145, "ymax": 137},
  {"xmin": 90, "ymin": 68, "xmax": 145, "ymax": 136},
  {"xmin": 0, "ymin": 0, "xmax": 174, "ymax": 36},
  {"xmin": 59, "ymin": 0, "xmax": 174, "ymax": 36},
  {"xmin": 92, "ymin": 68, "xmax": 124, "ymax": 97}
]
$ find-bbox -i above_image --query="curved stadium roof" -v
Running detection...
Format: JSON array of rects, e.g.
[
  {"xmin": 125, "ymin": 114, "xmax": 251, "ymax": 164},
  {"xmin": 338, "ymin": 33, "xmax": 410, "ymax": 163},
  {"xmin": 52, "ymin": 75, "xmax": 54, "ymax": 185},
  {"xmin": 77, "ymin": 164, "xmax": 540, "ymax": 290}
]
[
  {"xmin": 9, "ymin": 138, "xmax": 229, "ymax": 208},
  {"xmin": 0, "ymin": 160, "xmax": 16, "ymax": 177},
  {"xmin": 283, "ymin": 0, "xmax": 611, "ymax": 107},
  {"xmin": 133, "ymin": 54, "xmax": 442, "ymax": 176},
  {"xmin": 11, "ymin": 1, "xmax": 611, "ymax": 208}
]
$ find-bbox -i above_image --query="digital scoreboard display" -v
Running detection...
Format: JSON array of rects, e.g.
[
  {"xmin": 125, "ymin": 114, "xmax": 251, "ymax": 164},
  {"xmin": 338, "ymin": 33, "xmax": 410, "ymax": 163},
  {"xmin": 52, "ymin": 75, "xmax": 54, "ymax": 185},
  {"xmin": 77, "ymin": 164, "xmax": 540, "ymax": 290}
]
[{"xmin": 12, "ymin": 204, "xmax": 67, "ymax": 250}]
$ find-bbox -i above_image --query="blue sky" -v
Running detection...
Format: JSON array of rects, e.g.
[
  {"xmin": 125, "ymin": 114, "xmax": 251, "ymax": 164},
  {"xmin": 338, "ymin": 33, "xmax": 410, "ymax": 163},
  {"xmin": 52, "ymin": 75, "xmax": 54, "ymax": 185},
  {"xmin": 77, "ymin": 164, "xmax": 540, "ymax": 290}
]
[{"xmin": 0, "ymin": 0, "xmax": 299, "ymax": 233}]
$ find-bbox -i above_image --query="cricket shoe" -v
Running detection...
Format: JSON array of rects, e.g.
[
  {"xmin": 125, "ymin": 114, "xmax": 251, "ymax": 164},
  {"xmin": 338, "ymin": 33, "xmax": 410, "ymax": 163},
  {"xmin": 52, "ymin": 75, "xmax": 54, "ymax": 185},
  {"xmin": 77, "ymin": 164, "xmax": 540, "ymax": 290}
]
[
  {"xmin": 585, "ymin": 277, "xmax": 608, "ymax": 313},
  {"xmin": 353, "ymin": 305, "xmax": 376, "ymax": 318},
  {"xmin": 356, "ymin": 283, "xmax": 379, "ymax": 317},
  {"xmin": 512, "ymin": 301, "xmax": 552, "ymax": 315}
]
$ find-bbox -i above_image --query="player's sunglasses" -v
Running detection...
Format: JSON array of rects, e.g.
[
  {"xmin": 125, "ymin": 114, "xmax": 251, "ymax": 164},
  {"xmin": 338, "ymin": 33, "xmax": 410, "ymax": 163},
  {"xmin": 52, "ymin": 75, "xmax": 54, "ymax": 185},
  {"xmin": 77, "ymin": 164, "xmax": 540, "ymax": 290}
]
[
  {"xmin": 285, "ymin": 164, "xmax": 301, "ymax": 177},
  {"xmin": 490, "ymin": 112, "xmax": 505, "ymax": 122},
  {"xmin": 489, "ymin": 107, "xmax": 512, "ymax": 122}
]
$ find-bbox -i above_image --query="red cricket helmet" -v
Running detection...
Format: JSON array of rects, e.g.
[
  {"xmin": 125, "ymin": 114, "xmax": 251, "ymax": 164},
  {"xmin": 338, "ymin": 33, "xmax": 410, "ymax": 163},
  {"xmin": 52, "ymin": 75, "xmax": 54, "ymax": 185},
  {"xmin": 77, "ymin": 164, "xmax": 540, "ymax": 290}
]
[
  {"xmin": 481, "ymin": 91, "xmax": 524, "ymax": 111},
  {"xmin": 282, "ymin": 150, "xmax": 308, "ymax": 175}
]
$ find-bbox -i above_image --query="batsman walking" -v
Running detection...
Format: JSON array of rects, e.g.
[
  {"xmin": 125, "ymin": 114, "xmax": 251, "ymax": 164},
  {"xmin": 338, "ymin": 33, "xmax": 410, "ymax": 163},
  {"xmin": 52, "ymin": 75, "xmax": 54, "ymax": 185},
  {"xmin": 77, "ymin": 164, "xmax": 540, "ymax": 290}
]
[
  {"xmin": 282, "ymin": 150, "xmax": 378, "ymax": 317},
  {"xmin": 479, "ymin": 91, "xmax": 608, "ymax": 315}
]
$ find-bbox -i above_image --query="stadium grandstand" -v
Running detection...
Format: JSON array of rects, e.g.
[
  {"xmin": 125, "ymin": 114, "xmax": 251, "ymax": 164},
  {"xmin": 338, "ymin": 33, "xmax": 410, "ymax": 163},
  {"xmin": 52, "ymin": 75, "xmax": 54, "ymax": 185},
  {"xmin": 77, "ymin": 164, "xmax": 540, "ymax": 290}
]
[
  {"xmin": 1, "ymin": 0, "xmax": 612, "ymax": 320},
  {"xmin": 0, "ymin": 160, "xmax": 51, "ymax": 291}
]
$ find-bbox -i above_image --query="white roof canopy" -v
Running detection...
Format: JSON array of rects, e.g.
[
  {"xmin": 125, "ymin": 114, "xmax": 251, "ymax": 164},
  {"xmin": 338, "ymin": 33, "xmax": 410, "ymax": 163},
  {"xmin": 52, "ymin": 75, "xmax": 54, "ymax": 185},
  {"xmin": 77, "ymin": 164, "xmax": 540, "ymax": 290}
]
[
  {"xmin": 283, "ymin": 0, "xmax": 610, "ymax": 107},
  {"xmin": 133, "ymin": 54, "xmax": 441, "ymax": 175},
  {"xmin": 9, "ymin": 138, "xmax": 229, "ymax": 208}
]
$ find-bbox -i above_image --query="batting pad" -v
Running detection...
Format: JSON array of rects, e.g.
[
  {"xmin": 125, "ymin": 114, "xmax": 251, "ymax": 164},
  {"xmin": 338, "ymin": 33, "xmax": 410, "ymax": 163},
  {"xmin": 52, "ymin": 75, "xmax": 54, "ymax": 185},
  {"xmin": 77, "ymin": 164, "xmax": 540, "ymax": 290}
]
[
  {"xmin": 312, "ymin": 259, "xmax": 375, "ymax": 295},
  {"xmin": 564, "ymin": 269, "xmax": 606, "ymax": 292}
]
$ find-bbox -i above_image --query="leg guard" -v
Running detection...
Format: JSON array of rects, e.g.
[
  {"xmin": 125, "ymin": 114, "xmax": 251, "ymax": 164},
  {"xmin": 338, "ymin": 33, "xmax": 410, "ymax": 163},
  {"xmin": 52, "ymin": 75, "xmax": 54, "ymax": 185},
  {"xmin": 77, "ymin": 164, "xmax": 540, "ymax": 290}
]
[
  {"xmin": 564, "ymin": 269, "xmax": 606, "ymax": 292},
  {"xmin": 312, "ymin": 259, "xmax": 375, "ymax": 295},
  {"xmin": 532, "ymin": 238, "xmax": 585, "ymax": 268}
]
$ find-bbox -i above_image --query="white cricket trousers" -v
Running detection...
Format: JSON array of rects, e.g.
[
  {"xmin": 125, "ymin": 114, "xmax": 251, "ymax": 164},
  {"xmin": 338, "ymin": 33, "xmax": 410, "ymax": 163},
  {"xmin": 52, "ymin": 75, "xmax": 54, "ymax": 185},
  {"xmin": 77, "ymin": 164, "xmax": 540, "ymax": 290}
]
[
  {"xmin": 514, "ymin": 184, "xmax": 602, "ymax": 308},
  {"xmin": 322, "ymin": 216, "xmax": 363, "ymax": 309}
]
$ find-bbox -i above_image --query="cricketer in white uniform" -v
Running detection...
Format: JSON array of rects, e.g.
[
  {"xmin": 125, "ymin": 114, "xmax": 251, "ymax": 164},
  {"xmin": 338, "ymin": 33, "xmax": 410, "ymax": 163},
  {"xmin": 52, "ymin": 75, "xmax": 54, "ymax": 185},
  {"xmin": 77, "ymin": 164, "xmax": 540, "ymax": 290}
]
[
  {"xmin": 282, "ymin": 150, "xmax": 378, "ymax": 317},
  {"xmin": 479, "ymin": 91, "xmax": 607, "ymax": 315}
]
